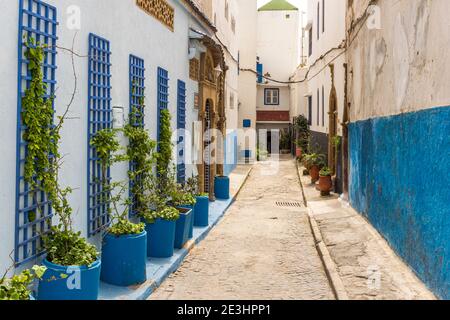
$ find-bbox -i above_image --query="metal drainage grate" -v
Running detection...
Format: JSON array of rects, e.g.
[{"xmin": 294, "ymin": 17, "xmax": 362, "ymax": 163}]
[{"xmin": 276, "ymin": 201, "xmax": 303, "ymax": 208}]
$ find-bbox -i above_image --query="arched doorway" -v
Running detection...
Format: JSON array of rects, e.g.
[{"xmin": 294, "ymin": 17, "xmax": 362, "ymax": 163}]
[{"xmin": 194, "ymin": 38, "xmax": 227, "ymax": 201}]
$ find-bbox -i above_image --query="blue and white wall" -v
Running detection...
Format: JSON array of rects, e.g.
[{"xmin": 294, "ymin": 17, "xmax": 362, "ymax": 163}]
[
  {"xmin": 0, "ymin": 0, "xmax": 213, "ymax": 273},
  {"xmin": 347, "ymin": 0, "xmax": 450, "ymax": 299}
]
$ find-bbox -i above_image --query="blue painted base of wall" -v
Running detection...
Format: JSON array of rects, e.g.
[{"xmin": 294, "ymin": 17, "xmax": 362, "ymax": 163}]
[{"xmin": 349, "ymin": 106, "xmax": 450, "ymax": 300}]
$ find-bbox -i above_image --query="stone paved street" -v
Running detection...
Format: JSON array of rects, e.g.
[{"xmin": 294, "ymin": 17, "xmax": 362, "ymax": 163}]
[
  {"xmin": 299, "ymin": 166, "xmax": 436, "ymax": 300},
  {"xmin": 150, "ymin": 157, "xmax": 334, "ymax": 300}
]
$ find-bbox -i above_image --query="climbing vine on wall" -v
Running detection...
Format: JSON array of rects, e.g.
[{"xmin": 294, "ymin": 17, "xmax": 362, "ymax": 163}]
[
  {"xmin": 21, "ymin": 37, "xmax": 98, "ymax": 266},
  {"xmin": 21, "ymin": 38, "xmax": 73, "ymax": 229},
  {"xmin": 124, "ymin": 104, "xmax": 157, "ymax": 217}
]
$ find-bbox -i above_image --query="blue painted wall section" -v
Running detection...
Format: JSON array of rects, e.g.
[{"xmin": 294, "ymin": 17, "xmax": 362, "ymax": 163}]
[
  {"xmin": 349, "ymin": 106, "xmax": 450, "ymax": 299},
  {"xmin": 224, "ymin": 130, "xmax": 238, "ymax": 176}
]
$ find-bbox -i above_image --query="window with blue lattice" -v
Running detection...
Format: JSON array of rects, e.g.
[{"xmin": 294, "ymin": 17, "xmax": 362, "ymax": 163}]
[
  {"xmin": 129, "ymin": 55, "xmax": 145, "ymax": 216},
  {"xmin": 157, "ymin": 67, "xmax": 169, "ymax": 142},
  {"xmin": 15, "ymin": 0, "xmax": 58, "ymax": 265},
  {"xmin": 177, "ymin": 80, "xmax": 186, "ymax": 184},
  {"xmin": 87, "ymin": 33, "xmax": 112, "ymax": 236}
]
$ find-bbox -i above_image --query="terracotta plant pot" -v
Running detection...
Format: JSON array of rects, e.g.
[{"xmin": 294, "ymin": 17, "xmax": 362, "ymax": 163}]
[
  {"xmin": 309, "ymin": 165, "xmax": 320, "ymax": 183},
  {"xmin": 319, "ymin": 175, "xmax": 333, "ymax": 196},
  {"xmin": 296, "ymin": 147, "xmax": 302, "ymax": 159}
]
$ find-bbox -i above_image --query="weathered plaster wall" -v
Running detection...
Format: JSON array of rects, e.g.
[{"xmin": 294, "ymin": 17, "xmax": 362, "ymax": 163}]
[
  {"xmin": 0, "ymin": 0, "xmax": 209, "ymax": 273},
  {"xmin": 257, "ymin": 9, "xmax": 300, "ymax": 82},
  {"xmin": 347, "ymin": 0, "xmax": 450, "ymax": 121},
  {"xmin": 347, "ymin": 0, "xmax": 450, "ymax": 299}
]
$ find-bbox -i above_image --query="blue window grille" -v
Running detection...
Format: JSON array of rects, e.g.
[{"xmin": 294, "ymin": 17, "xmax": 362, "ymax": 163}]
[
  {"xmin": 14, "ymin": 0, "xmax": 58, "ymax": 265},
  {"xmin": 129, "ymin": 55, "xmax": 145, "ymax": 216},
  {"xmin": 129, "ymin": 55, "xmax": 145, "ymax": 127},
  {"xmin": 243, "ymin": 119, "xmax": 252, "ymax": 128},
  {"xmin": 177, "ymin": 80, "xmax": 186, "ymax": 184},
  {"xmin": 157, "ymin": 67, "xmax": 169, "ymax": 141},
  {"xmin": 87, "ymin": 33, "xmax": 112, "ymax": 236}
]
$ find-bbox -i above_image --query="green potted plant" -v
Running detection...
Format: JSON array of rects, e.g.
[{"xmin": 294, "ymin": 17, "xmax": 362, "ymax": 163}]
[
  {"xmin": 100, "ymin": 180, "xmax": 147, "ymax": 286},
  {"xmin": 293, "ymin": 115, "xmax": 310, "ymax": 159},
  {"xmin": 0, "ymin": 265, "xmax": 46, "ymax": 300},
  {"xmin": 171, "ymin": 178, "xmax": 197, "ymax": 246},
  {"xmin": 319, "ymin": 166, "xmax": 333, "ymax": 196},
  {"xmin": 186, "ymin": 176, "xmax": 210, "ymax": 227},
  {"xmin": 20, "ymin": 39, "xmax": 100, "ymax": 300},
  {"xmin": 90, "ymin": 127, "xmax": 148, "ymax": 287},
  {"xmin": 140, "ymin": 109, "xmax": 180, "ymax": 258},
  {"xmin": 303, "ymin": 153, "xmax": 326, "ymax": 184}
]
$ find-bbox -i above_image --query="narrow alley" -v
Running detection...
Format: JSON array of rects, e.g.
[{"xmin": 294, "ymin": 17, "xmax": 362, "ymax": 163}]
[{"xmin": 151, "ymin": 158, "xmax": 334, "ymax": 300}]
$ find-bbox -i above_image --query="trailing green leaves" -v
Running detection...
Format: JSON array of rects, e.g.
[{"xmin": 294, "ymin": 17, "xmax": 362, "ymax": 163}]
[
  {"xmin": 0, "ymin": 266, "xmax": 47, "ymax": 300},
  {"xmin": 43, "ymin": 228, "xmax": 99, "ymax": 266},
  {"xmin": 140, "ymin": 206, "xmax": 180, "ymax": 224},
  {"xmin": 22, "ymin": 38, "xmax": 98, "ymax": 266},
  {"xmin": 108, "ymin": 218, "xmax": 145, "ymax": 237},
  {"xmin": 124, "ymin": 107, "xmax": 157, "ymax": 217}
]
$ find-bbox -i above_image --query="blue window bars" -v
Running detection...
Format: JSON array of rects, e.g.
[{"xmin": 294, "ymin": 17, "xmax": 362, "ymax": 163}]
[
  {"xmin": 15, "ymin": 0, "xmax": 58, "ymax": 265},
  {"xmin": 177, "ymin": 80, "xmax": 186, "ymax": 184},
  {"xmin": 87, "ymin": 33, "xmax": 112, "ymax": 236},
  {"xmin": 129, "ymin": 55, "xmax": 145, "ymax": 127},
  {"xmin": 157, "ymin": 67, "xmax": 169, "ymax": 142},
  {"xmin": 129, "ymin": 55, "xmax": 145, "ymax": 216}
]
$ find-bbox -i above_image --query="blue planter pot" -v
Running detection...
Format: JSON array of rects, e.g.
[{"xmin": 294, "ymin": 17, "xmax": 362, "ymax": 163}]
[
  {"xmin": 100, "ymin": 231, "xmax": 147, "ymax": 286},
  {"xmin": 174, "ymin": 208, "xmax": 193, "ymax": 249},
  {"xmin": 37, "ymin": 259, "xmax": 101, "ymax": 300},
  {"xmin": 194, "ymin": 196, "xmax": 209, "ymax": 227},
  {"xmin": 215, "ymin": 176, "xmax": 230, "ymax": 200},
  {"xmin": 145, "ymin": 219, "xmax": 176, "ymax": 258}
]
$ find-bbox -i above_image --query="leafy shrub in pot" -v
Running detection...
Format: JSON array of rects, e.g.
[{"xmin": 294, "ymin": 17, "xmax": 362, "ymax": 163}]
[
  {"xmin": 303, "ymin": 153, "xmax": 326, "ymax": 184},
  {"xmin": 140, "ymin": 109, "xmax": 180, "ymax": 258},
  {"xmin": 91, "ymin": 122, "xmax": 150, "ymax": 287},
  {"xmin": 319, "ymin": 167, "xmax": 333, "ymax": 196}
]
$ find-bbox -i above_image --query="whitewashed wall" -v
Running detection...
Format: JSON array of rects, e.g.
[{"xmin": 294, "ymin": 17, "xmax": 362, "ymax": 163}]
[
  {"xmin": 0, "ymin": 0, "xmax": 210, "ymax": 273},
  {"xmin": 211, "ymin": 0, "xmax": 239, "ymax": 134},
  {"xmin": 347, "ymin": 0, "xmax": 450, "ymax": 121},
  {"xmin": 299, "ymin": 0, "xmax": 346, "ymax": 135},
  {"xmin": 257, "ymin": 9, "xmax": 300, "ymax": 82},
  {"xmin": 237, "ymin": 0, "xmax": 258, "ymax": 160}
]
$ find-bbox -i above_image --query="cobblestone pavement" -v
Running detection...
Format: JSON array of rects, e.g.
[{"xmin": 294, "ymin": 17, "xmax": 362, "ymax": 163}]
[{"xmin": 150, "ymin": 157, "xmax": 334, "ymax": 300}]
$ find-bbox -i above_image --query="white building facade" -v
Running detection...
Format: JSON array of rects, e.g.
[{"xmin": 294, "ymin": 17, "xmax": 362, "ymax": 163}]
[
  {"xmin": 256, "ymin": 0, "xmax": 301, "ymax": 155},
  {"xmin": 237, "ymin": 0, "xmax": 258, "ymax": 162},
  {"xmin": 0, "ymin": 0, "xmax": 235, "ymax": 273},
  {"xmin": 291, "ymin": 0, "xmax": 346, "ymax": 192}
]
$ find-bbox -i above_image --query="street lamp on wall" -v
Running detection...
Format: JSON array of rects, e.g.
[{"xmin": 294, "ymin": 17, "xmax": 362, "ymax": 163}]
[{"xmin": 214, "ymin": 64, "xmax": 223, "ymax": 78}]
